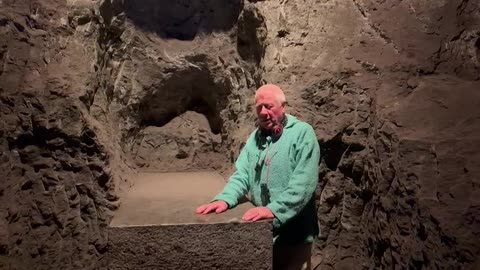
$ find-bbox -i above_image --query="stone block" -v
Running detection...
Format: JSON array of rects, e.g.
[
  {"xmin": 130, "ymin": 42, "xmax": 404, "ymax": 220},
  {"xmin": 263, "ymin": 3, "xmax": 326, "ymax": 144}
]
[{"xmin": 105, "ymin": 172, "xmax": 272, "ymax": 270}]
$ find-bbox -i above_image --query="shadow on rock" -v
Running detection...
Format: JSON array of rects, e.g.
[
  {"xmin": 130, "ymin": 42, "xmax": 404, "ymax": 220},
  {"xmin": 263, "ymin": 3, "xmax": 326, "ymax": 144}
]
[{"xmin": 124, "ymin": 0, "xmax": 243, "ymax": 40}]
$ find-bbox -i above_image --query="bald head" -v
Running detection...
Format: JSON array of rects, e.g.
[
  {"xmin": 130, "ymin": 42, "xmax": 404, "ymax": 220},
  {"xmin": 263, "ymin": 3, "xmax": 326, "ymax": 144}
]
[{"xmin": 255, "ymin": 84, "xmax": 286, "ymax": 105}]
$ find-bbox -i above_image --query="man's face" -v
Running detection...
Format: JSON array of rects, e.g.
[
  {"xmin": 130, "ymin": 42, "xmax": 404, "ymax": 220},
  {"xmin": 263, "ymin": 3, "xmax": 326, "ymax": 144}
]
[{"xmin": 255, "ymin": 92, "xmax": 286, "ymax": 130}]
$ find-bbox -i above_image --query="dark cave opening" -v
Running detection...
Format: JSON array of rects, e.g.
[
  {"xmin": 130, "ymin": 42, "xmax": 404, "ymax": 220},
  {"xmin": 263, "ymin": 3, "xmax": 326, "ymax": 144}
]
[
  {"xmin": 129, "ymin": 66, "xmax": 234, "ymax": 171},
  {"xmin": 188, "ymin": 97, "xmax": 222, "ymax": 135},
  {"xmin": 475, "ymin": 38, "xmax": 480, "ymax": 63},
  {"xmin": 137, "ymin": 67, "xmax": 230, "ymax": 135},
  {"xmin": 321, "ymin": 133, "xmax": 349, "ymax": 171},
  {"xmin": 140, "ymin": 96, "xmax": 222, "ymax": 135}
]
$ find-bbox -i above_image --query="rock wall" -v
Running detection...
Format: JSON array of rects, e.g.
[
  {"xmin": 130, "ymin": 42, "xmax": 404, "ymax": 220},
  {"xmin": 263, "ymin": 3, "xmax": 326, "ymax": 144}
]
[
  {"xmin": 1, "ymin": 0, "xmax": 479, "ymax": 269},
  {"xmin": 0, "ymin": 0, "xmax": 131, "ymax": 269},
  {"xmin": 87, "ymin": 0, "xmax": 264, "ymax": 174},
  {"xmin": 0, "ymin": 0, "xmax": 262, "ymax": 268},
  {"xmin": 251, "ymin": 0, "xmax": 480, "ymax": 269}
]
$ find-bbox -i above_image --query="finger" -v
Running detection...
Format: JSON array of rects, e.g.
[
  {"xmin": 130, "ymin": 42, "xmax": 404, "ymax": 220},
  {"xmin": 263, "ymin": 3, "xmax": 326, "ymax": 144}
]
[
  {"xmin": 215, "ymin": 203, "xmax": 227, "ymax": 214},
  {"xmin": 251, "ymin": 213, "xmax": 265, "ymax": 222},
  {"xmin": 241, "ymin": 210, "xmax": 251, "ymax": 221},
  {"xmin": 195, "ymin": 205, "xmax": 207, "ymax": 214},
  {"xmin": 201, "ymin": 204, "xmax": 216, "ymax": 214},
  {"xmin": 242, "ymin": 209, "xmax": 258, "ymax": 221}
]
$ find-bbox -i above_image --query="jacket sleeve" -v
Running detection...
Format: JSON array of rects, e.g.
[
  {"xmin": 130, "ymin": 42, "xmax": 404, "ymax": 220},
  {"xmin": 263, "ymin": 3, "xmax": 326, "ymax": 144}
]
[
  {"xmin": 212, "ymin": 141, "xmax": 251, "ymax": 208},
  {"xmin": 266, "ymin": 124, "xmax": 320, "ymax": 228}
]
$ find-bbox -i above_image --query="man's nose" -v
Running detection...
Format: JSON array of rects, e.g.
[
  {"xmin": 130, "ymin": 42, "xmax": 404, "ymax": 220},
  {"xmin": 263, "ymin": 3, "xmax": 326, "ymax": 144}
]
[{"xmin": 260, "ymin": 106, "xmax": 269, "ymax": 115}]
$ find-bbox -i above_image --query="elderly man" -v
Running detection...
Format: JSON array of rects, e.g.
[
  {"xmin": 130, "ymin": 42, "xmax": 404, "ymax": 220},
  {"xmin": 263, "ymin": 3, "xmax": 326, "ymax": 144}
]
[{"xmin": 196, "ymin": 84, "xmax": 320, "ymax": 270}]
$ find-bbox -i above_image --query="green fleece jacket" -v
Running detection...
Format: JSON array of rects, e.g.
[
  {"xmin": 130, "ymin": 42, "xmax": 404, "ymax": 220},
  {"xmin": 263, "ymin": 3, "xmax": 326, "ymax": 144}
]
[{"xmin": 213, "ymin": 114, "xmax": 320, "ymax": 244}]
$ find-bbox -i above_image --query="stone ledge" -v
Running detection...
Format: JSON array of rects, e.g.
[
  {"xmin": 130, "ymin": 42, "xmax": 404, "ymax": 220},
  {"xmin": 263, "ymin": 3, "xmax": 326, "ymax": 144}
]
[
  {"xmin": 104, "ymin": 171, "xmax": 273, "ymax": 269},
  {"xmin": 110, "ymin": 171, "xmax": 254, "ymax": 226}
]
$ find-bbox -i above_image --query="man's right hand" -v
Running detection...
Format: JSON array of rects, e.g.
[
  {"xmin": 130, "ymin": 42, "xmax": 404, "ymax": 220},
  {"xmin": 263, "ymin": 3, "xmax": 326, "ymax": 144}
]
[{"xmin": 195, "ymin": 200, "xmax": 229, "ymax": 215}]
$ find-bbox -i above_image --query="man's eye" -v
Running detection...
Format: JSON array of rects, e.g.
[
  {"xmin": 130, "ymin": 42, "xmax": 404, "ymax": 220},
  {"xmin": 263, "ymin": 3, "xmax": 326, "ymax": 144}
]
[{"xmin": 256, "ymin": 104, "xmax": 272, "ymax": 110}]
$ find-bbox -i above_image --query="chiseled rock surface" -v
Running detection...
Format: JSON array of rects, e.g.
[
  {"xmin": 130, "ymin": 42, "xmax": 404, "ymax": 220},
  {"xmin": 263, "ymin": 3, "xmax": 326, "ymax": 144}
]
[
  {"xmin": 106, "ymin": 223, "xmax": 272, "ymax": 270},
  {"xmin": 0, "ymin": 0, "xmax": 479, "ymax": 269}
]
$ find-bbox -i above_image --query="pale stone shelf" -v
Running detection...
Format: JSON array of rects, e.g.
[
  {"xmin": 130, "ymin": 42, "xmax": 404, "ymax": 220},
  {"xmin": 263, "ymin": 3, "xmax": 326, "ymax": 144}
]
[{"xmin": 110, "ymin": 171, "xmax": 253, "ymax": 226}]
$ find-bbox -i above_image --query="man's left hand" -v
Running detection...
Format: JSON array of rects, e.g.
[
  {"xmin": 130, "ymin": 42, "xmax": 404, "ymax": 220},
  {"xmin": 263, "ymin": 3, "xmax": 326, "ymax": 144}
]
[{"xmin": 242, "ymin": 207, "xmax": 275, "ymax": 222}]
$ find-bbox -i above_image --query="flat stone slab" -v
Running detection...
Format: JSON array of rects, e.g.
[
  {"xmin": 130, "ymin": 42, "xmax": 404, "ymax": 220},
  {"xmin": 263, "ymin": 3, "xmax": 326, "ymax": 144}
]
[
  {"xmin": 110, "ymin": 171, "xmax": 254, "ymax": 226},
  {"xmin": 105, "ymin": 171, "xmax": 272, "ymax": 270}
]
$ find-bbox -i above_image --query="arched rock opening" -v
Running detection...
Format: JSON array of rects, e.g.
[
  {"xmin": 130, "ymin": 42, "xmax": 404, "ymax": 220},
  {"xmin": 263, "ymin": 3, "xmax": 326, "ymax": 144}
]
[{"xmin": 129, "ymin": 62, "xmax": 236, "ymax": 172}]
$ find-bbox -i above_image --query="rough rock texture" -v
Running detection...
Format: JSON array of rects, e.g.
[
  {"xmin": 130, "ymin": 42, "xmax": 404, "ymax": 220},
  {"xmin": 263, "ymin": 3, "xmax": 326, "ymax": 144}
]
[
  {"xmin": 105, "ymin": 222, "xmax": 272, "ymax": 270},
  {"xmin": 0, "ymin": 0, "xmax": 131, "ymax": 269},
  {"xmin": 251, "ymin": 0, "xmax": 480, "ymax": 269},
  {"xmin": 87, "ymin": 0, "xmax": 262, "ymax": 173},
  {"xmin": 1, "ymin": 0, "xmax": 479, "ymax": 269}
]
